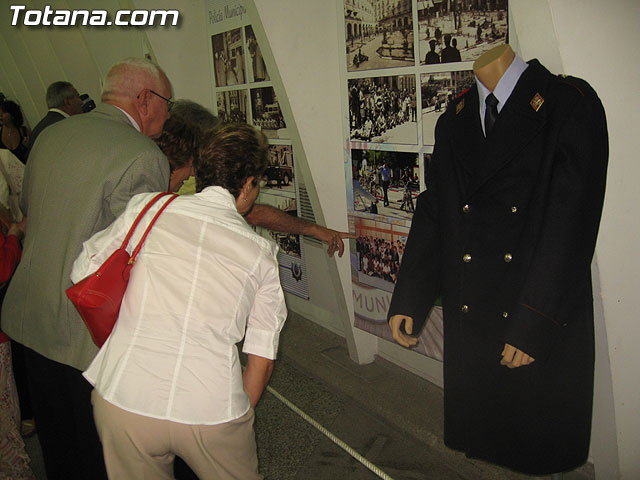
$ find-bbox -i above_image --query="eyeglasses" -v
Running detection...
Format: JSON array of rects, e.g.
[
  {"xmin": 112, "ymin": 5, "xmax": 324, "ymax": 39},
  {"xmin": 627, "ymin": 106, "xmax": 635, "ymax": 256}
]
[{"xmin": 138, "ymin": 89, "xmax": 173, "ymax": 111}]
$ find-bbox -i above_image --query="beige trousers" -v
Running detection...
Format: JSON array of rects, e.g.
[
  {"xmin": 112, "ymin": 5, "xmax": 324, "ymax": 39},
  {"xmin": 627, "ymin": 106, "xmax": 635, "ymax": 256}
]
[{"xmin": 91, "ymin": 390, "xmax": 262, "ymax": 480}]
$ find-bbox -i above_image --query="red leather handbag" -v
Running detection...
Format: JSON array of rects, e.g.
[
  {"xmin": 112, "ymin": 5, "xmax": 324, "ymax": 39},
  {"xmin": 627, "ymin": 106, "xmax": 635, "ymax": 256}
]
[{"xmin": 66, "ymin": 192, "xmax": 178, "ymax": 347}]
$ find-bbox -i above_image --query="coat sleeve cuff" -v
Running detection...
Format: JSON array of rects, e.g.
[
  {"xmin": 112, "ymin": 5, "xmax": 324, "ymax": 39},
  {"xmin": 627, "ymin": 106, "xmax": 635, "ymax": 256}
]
[{"xmin": 505, "ymin": 303, "xmax": 564, "ymax": 362}]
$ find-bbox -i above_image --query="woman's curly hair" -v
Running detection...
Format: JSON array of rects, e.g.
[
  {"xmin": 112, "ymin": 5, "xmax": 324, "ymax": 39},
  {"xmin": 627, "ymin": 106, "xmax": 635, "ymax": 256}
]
[
  {"xmin": 0, "ymin": 100, "xmax": 24, "ymax": 127},
  {"xmin": 154, "ymin": 116, "xmax": 201, "ymax": 172},
  {"xmin": 195, "ymin": 123, "xmax": 268, "ymax": 197}
]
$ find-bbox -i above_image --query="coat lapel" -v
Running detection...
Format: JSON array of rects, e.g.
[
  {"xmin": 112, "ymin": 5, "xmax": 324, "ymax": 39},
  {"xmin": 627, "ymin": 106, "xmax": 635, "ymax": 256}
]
[{"xmin": 461, "ymin": 60, "xmax": 552, "ymax": 199}]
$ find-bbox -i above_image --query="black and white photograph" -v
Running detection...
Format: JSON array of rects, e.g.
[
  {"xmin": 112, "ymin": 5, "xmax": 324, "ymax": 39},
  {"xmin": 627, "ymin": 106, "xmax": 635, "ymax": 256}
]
[
  {"xmin": 351, "ymin": 149, "xmax": 419, "ymax": 220},
  {"xmin": 245, "ymin": 25, "xmax": 269, "ymax": 83},
  {"xmin": 421, "ymin": 69, "xmax": 474, "ymax": 145},
  {"xmin": 418, "ymin": 0, "xmax": 508, "ymax": 65},
  {"xmin": 211, "ymin": 28, "xmax": 246, "ymax": 87},
  {"xmin": 216, "ymin": 89, "xmax": 248, "ymax": 124},
  {"xmin": 344, "ymin": 0, "xmax": 414, "ymax": 71},
  {"xmin": 353, "ymin": 216, "xmax": 409, "ymax": 293},
  {"xmin": 262, "ymin": 144, "xmax": 295, "ymax": 194},
  {"xmin": 349, "ymin": 75, "xmax": 417, "ymax": 144},
  {"xmin": 250, "ymin": 86, "xmax": 288, "ymax": 139}
]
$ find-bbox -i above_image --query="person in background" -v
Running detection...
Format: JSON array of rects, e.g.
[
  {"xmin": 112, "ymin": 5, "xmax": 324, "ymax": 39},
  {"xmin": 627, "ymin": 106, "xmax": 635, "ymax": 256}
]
[
  {"xmin": 0, "ymin": 101, "xmax": 30, "ymax": 164},
  {"xmin": 73, "ymin": 123, "xmax": 286, "ymax": 479},
  {"xmin": 2, "ymin": 57, "xmax": 172, "ymax": 480},
  {"xmin": 0, "ymin": 216, "xmax": 33, "ymax": 479},
  {"xmin": 158, "ymin": 99, "xmax": 353, "ymax": 257},
  {"xmin": 27, "ymin": 81, "xmax": 84, "ymax": 152}
]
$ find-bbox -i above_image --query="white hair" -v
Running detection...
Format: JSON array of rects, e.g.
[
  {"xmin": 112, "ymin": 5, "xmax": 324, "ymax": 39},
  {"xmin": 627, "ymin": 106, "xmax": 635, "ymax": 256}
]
[{"xmin": 101, "ymin": 57, "xmax": 167, "ymax": 101}]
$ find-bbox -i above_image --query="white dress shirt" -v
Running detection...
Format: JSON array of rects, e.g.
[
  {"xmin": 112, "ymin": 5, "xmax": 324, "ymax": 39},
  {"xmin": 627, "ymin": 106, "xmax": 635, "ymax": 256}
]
[
  {"xmin": 476, "ymin": 54, "xmax": 528, "ymax": 136},
  {"xmin": 72, "ymin": 187, "xmax": 287, "ymax": 425}
]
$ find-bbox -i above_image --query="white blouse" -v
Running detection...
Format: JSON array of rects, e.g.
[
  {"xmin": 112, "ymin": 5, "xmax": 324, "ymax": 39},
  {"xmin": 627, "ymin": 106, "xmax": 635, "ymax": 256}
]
[{"xmin": 71, "ymin": 187, "xmax": 287, "ymax": 425}]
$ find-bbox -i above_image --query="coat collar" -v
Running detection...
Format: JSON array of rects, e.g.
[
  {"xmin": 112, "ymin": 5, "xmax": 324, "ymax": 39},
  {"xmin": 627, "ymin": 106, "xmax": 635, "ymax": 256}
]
[{"xmin": 451, "ymin": 59, "xmax": 552, "ymax": 199}]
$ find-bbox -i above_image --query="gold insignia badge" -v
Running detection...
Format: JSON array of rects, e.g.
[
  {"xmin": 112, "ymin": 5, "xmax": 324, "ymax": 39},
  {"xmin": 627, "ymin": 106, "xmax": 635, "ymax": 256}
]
[
  {"xmin": 530, "ymin": 93, "xmax": 544, "ymax": 112},
  {"xmin": 456, "ymin": 99, "xmax": 464, "ymax": 114}
]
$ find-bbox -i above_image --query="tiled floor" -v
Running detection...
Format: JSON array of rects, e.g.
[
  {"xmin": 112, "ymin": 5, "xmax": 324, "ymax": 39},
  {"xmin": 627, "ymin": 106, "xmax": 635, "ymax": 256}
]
[{"xmin": 24, "ymin": 312, "xmax": 594, "ymax": 479}]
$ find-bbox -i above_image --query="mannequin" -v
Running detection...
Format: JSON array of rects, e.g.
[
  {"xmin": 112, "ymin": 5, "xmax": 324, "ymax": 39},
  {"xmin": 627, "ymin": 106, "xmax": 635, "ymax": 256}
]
[
  {"xmin": 473, "ymin": 44, "xmax": 515, "ymax": 91},
  {"xmin": 388, "ymin": 44, "xmax": 608, "ymax": 476}
]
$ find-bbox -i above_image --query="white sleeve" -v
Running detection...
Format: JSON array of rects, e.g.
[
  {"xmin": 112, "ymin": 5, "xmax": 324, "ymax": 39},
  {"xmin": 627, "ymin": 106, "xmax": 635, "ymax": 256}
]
[{"xmin": 242, "ymin": 250, "xmax": 288, "ymax": 360}]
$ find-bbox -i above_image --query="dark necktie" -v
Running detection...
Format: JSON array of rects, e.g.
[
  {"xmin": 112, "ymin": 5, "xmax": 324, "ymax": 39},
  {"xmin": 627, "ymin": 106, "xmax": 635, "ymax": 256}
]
[{"xmin": 484, "ymin": 93, "xmax": 499, "ymax": 136}]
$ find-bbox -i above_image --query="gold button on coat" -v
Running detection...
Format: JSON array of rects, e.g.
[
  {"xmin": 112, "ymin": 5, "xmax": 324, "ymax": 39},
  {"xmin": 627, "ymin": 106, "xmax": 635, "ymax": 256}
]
[
  {"xmin": 504, "ymin": 253, "xmax": 513, "ymax": 262},
  {"xmin": 463, "ymin": 253, "xmax": 471, "ymax": 263},
  {"xmin": 462, "ymin": 204, "xmax": 470, "ymax": 213},
  {"xmin": 461, "ymin": 305, "xmax": 469, "ymax": 313},
  {"xmin": 511, "ymin": 206, "xmax": 518, "ymax": 213},
  {"xmin": 502, "ymin": 312, "xmax": 509, "ymax": 318}
]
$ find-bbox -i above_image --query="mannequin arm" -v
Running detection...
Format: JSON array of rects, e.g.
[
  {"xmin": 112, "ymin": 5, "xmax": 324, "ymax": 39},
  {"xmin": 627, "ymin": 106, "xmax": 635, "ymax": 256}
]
[
  {"xmin": 389, "ymin": 314, "xmax": 418, "ymax": 348},
  {"xmin": 500, "ymin": 343, "xmax": 535, "ymax": 369}
]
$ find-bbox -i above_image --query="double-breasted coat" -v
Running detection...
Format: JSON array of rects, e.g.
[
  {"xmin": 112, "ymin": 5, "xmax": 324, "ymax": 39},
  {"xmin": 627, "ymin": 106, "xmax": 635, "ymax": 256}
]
[{"xmin": 388, "ymin": 60, "xmax": 608, "ymax": 474}]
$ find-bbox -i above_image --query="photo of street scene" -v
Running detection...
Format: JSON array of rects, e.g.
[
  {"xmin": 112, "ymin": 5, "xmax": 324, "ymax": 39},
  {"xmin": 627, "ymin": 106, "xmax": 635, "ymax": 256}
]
[
  {"xmin": 349, "ymin": 75, "xmax": 417, "ymax": 144},
  {"xmin": 211, "ymin": 28, "xmax": 246, "ymax": 87},
  {"xmin": 344, "ymin": 0, "xmax": 414, "ymax": 71},
  {"xmin": 353, "ymin": 216, "xmax": 409, "ymax": 293},
  {"xmin": 216, "ymin": 90, "xmax": 248, "ymax": 124},
  {"xmin": 262, "ymin": 144, "xmax": 295, "ymax": 194},
  {"xmin": 250, "ymin": 87, "xmax": 288, "ymax": 139},
  {"xmin": 418, "ymin": 0, "xmax": 508, "ymax": 65},
  {"xmin": 245, "ymin": 25, "xmax": 269, "ymax": 83},
  {"xmin": 421, "ymin": 69, "xmax": 475, "ymax": 145},
  {"xmin": 351, "ymin": 149, "xmax": 419, "ymax": 220}
]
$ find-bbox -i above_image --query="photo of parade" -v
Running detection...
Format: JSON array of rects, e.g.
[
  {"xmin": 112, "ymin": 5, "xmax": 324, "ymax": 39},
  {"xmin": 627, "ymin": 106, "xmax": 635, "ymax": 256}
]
[
  {"xmin": 344, "ymin": 0, "xmax": 414, "ymax": 72},
  {"xmin": 211, "ymin": 28, "xmax": 246, "ymax": 87},
  {"xmin": 216, "ymin": 89, "xmax": 248, "ymax": 124},
  {"xmin": 349, "ymin": 75, "xmax": 417, "ymax": 145},
  {"xmin": 250, "ymin": 86, "xmax": 287, "ymax": 139},
  {"xmin": 245, "ymin": 25, "xmax": 269, "ymax": 83},
  {"xmin": 418, "ymin": 0, "xmax": 508, "ymax": 65},
  {"xmin": 262, "ymin": 144, "xmax": 295, "ymax": 193},
  {"xmin": 353, "ymin": 216, "xmax": 409, "ymax": 293},
  {"xmin": 421, "ymin": 69, "xmax": 475, "ymax": 145},
  {"xmin": 351, "ymin": 149, "xmax": 419, "ymax": 220}
]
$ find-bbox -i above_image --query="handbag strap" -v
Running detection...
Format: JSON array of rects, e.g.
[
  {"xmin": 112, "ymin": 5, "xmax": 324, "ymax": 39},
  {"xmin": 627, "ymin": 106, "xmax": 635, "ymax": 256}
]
[
  {"xmin": 128, "ymin": 193, "xmax": 178, "ymax": 265},
  {"xmin": 120, "ymin": 192, "xmax": 170, "ymax": 249}
]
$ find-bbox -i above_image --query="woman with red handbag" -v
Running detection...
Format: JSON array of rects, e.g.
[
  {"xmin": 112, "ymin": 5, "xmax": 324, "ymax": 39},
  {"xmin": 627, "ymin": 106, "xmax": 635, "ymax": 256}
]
[{"xmin": 70, "ymin": 123, "xmax": 286, "ymax": 479}]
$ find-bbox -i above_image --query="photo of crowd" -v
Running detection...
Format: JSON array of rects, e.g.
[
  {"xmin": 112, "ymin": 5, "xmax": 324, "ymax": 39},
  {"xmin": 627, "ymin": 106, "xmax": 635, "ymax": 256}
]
[
  {"xmin": 250, "ymin": 86, "xmax": 287, "ymax": 138},
  {"xmin": 421, "ymin": 70, "xmax": 475, "ymax": 145},
  {"xmin": 245, "ymin": 25, "xmax": 269, "ymax": 83},
  {"xmin": 211, "ymin": 28, "xmax": 246, "ymax": 87},
  {"xmin": 344, "ymin": 0, "xmax": 414, "ymax": 72},
  {"xmin": 352, "ymin": 217, "xmax": 409, "ymax": 292},
  {"xmin": 418, "ymin": 0, "xmax": 508, "ymax": 65},
  {"xmin": 216, "ymin": 89, "xmax": 248, "ymax": 124},
  {"xmin": 349, "ymin": 75, "xmax": 417, "ymax": 144}
]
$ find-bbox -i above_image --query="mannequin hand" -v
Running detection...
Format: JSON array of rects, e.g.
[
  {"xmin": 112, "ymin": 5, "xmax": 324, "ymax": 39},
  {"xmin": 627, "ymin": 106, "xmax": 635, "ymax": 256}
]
[
  {"xmin": 500, "ymin": 343, "xmax": 535, "ymax": 368},
  {"xmin": 389, "ymin": 315, "xmax": 418, "ymax": 348}
]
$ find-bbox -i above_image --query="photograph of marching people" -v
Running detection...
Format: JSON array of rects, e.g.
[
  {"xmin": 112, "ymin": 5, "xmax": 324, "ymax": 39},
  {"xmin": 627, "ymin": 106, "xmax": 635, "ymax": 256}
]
[
  {"xmin": 349, "ymin": 74, "xmax": 417, "ymax": 144},
  {"xmin": 250, "ymin": 86, "xmax": 288, "ymax": 139},
  {"xmin": 261, "ymin": 143, "xmax": 295, "ymax": 193},
  {"xmin": 344, "ymin": 0, "xmax": 414, "ymax": 71},
  {"xmin": 211, "ymin": 28, "xmax": 246, "ymax": 86},
  {"xmin": 418, "ymin": 0, "xmax": 508, "ymax": 65},
  {"xmin": 351, "ymin": 149, "xmax": 419, "ymax": 220},
  {"xmin": 216, "ymin": 89, "xmax": 248, "ymax": 123},
  {"xmin": 351, "ymin": 216, "xmax": 444, "ymax": 360},
  {"xmin": 421, "ymin": 69, "xmax": 474, "ymax": 145},
  {"xmin": 245, "ymin": 25, "xmax": 270, "ymax": 83}
]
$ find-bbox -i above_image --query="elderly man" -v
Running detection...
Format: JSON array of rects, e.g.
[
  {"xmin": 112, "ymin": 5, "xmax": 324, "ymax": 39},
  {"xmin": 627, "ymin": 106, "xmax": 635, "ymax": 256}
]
[
  {"xmin": 2, "ymin": 58, "xmax": 172, "ymax": 480},
  {"xmin": 27, "ymin": 81, "xmax": 84, "ymax": 151}
]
